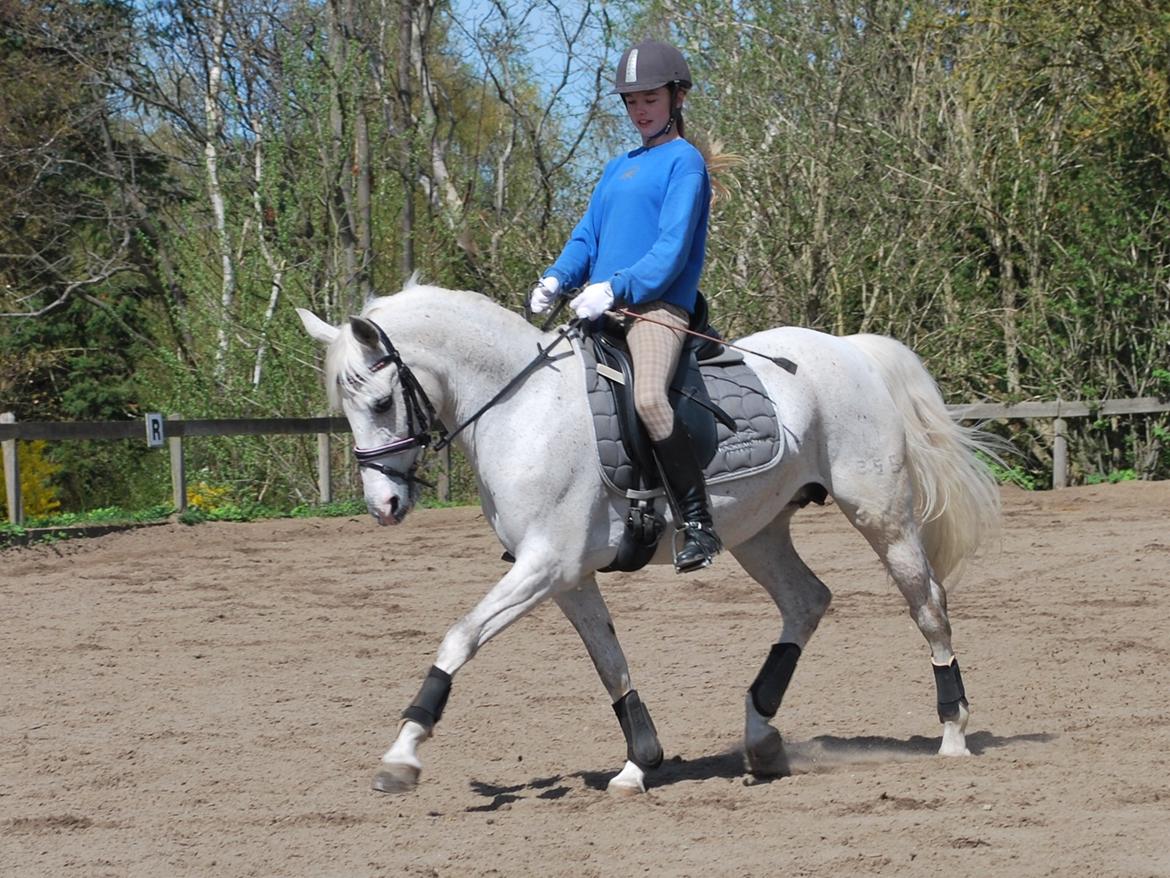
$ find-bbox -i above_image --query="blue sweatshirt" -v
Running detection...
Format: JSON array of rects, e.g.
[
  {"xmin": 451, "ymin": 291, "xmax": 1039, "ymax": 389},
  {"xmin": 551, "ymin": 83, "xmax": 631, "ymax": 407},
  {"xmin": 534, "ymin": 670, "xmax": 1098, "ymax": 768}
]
[{"xmin": 545, "ymin": 138, "xmax": 710, "ymax": 314}]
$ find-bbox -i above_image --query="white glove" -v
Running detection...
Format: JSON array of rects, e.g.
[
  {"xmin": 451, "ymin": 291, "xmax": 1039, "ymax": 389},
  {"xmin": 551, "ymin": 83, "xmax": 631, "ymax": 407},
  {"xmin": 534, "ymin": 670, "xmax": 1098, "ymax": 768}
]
[
  {"xmin": 570, "ymin": 281, "xmax": 615, "ymax": 321},
  {"xmin": 528, "ymin": 276, "xmax": 561, "ymax": 314}
]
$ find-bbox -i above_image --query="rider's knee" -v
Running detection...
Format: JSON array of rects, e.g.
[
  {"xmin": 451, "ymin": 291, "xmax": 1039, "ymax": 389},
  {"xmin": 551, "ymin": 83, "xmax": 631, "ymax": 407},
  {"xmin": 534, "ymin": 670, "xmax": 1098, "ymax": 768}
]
[{"xmin": 634, "ymin": 393, "xmax": 673, "ymax": 440}]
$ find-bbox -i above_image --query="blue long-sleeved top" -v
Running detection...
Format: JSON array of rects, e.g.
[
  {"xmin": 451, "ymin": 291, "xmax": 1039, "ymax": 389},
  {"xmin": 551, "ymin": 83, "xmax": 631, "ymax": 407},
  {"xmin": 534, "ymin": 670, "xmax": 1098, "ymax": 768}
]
[{"xmin": 545, "ymin": 138, "xmax": 710, "ymax": 314}]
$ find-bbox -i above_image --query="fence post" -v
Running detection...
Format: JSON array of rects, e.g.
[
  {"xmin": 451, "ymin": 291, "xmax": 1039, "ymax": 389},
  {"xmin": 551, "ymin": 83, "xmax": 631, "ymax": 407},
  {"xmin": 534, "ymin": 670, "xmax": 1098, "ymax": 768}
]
[
  {"xmin": 1052, "ymin": 417, "xmax": 1068, "ymax": 489},
  {"xmin": 1, "ymin": 412, "xmax": 22, "ymax": 525},
  {"xmin": 317, "ymin": 428, "xmax": 332, "ymax": 504},
  {"xmin": 168, "ymin": 414, "xmax": 187, "ymax": 512}
]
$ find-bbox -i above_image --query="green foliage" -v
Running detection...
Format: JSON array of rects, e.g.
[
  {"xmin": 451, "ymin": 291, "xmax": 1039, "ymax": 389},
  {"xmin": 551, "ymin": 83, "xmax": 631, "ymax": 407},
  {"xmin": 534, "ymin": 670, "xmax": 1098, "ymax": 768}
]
[
  {"xmin": 23, "ymin": 504, "xmax": 173, "ymax": 528},
  {"xmin": 1084, "ymin": 469, "xmax": 1138, "ymax": 485},
  {"xmin": 183, "ymin": 501, "xmax": 276, "ymax": 523},
  {"xmin": 0, "ymin": 503, "xmax": 175, "ymax": 548},
  {"xmin": 289, "ymin": 499, "xmax": 367, "ymax": 518},
  {"xmin": 0, "ymin": 521, "xmax": 26, "ymax": 540},
  {"xmin": 985, "ymin": 460, "xmax": 1039, "ymax": 491},
  {"xmin": 176, "ymin": 493, "xmax": 473, "ymax": 525}
]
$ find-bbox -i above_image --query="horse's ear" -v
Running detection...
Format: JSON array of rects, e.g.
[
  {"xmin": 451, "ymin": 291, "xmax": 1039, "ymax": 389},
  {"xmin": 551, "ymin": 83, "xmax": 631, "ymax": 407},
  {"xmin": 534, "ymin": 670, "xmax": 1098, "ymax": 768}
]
[
  {"xmin": 296, "ymin": 308, "xmax": 339, "ymax": 345},
  {"xmin": 349, "ymin": 316, "xmax": 382, "ymax": 351}
]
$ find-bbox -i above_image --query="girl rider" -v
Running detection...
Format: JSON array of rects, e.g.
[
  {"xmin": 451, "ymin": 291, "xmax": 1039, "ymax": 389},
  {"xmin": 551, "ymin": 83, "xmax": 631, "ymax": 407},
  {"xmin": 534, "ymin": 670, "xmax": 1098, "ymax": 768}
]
[{"xmin": 529, "ymin": 39, "xmax": 720, "ymax": 573}]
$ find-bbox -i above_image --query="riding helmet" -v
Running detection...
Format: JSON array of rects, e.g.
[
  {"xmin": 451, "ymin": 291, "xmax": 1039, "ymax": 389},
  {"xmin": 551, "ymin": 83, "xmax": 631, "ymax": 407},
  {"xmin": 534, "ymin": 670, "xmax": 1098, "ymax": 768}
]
[{"xmin": 611, "ymin": 40, "xmax": 693, "ymax": 94}]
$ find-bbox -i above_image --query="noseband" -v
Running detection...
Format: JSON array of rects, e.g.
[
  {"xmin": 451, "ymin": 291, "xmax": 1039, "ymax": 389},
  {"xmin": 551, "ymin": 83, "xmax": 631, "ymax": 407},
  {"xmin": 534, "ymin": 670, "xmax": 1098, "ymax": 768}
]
[{"xmin": 352, "ymin": 322, "xmax": 446, "ymax": 487}]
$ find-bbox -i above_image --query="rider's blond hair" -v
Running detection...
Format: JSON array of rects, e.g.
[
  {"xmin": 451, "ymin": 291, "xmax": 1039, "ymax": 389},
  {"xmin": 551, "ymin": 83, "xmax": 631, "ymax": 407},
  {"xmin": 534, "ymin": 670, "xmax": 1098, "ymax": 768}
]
[{"xmin": 688, "ymin": 130, "xmax": 743, "ymax": 206}]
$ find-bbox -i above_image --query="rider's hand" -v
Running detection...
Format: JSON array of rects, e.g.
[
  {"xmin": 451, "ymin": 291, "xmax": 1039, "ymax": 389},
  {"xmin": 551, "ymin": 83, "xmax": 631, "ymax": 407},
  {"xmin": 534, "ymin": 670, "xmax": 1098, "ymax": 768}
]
[
  {"xmin": 528, "ymin": 276, "xmax": 561, "ymax": 314},
  {"xmin": 570, "ymin": 281, "xmax": 615, "ymax": 321}
]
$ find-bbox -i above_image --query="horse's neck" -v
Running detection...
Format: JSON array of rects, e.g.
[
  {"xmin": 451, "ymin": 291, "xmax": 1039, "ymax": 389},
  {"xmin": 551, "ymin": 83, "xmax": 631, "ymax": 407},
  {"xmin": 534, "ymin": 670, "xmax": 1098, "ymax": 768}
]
[{"xmin": 400, "ymin": 296, "xmax": 543, "ymax": 433}]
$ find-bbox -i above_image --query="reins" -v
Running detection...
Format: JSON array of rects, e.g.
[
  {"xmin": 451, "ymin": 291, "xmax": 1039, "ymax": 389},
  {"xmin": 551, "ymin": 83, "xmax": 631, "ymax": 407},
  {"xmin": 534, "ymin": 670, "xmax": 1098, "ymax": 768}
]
[{"xmin": 432, "ymin": 323, "xmax": 576, "ymax": 451}]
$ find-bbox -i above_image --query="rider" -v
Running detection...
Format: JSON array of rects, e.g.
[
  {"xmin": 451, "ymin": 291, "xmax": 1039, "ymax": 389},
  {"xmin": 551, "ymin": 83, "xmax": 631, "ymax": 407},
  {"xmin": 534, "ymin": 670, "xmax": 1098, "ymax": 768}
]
[{"xmin": 529, "ymin": 39, "xmax": 720, "ymax": 573}]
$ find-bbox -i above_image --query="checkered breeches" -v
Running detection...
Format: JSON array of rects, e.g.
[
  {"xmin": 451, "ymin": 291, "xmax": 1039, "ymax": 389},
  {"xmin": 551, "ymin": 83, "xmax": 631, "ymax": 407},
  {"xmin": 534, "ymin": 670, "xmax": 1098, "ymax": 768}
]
[{"xmin": 626, "ymin": 301, "xmax": 689, "ymax": 442}]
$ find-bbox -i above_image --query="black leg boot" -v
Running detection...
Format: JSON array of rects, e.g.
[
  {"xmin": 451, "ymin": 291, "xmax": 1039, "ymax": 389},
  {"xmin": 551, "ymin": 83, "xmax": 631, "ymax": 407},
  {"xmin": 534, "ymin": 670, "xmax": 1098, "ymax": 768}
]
[{"xmin": 652, "ymin": 423, "xmax": 722, "ymax": 573}]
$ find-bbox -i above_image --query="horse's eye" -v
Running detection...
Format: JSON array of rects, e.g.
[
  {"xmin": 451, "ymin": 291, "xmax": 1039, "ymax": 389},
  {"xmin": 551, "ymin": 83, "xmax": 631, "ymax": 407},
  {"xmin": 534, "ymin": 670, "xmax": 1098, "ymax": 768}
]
[{"xmin": 372, "ymin": 395, "xmax": 394, "ymax": 414}]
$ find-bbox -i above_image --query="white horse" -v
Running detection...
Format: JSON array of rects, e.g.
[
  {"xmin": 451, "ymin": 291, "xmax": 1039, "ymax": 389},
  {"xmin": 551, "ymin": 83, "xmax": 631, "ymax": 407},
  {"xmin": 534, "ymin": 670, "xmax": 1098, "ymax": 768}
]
[{"xmin": 297, "ymin": 280, "xmax": 1001, "ymax": 796}]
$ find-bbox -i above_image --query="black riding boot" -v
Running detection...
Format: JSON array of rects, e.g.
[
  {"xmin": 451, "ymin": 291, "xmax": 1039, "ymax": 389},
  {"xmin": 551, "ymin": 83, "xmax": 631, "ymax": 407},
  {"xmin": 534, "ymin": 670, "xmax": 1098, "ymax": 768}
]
[{"xmin": 652, "ymin": 423, "xmax": 722, "ymax": 573}]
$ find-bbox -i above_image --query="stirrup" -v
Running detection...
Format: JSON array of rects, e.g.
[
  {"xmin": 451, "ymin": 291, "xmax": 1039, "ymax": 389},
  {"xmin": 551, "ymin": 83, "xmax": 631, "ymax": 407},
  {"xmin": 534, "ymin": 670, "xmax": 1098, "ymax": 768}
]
[{"xmin": 671, "ymin": 521, "xmax": 721, "ymax": 573}]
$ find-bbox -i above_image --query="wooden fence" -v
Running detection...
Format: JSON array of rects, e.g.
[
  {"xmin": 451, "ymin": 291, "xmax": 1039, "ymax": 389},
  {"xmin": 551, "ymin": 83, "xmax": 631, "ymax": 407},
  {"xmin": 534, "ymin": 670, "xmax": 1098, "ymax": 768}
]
[
  {"xmin": 949, "ymin": 397, "xmax": 1170, "ymax": 489},
  {"xmin": 2, "ymin": 398, "xmax": 1168, "ymax": 525},
  {"xmin": 1, "ymin": 413, "xmax": 349, "ymax": 526}
]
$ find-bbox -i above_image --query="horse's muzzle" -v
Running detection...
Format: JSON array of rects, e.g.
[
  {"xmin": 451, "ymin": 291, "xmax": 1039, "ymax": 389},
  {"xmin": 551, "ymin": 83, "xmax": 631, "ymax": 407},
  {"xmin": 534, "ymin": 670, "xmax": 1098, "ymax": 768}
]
[{"xmin": 368, "ymin": 494, "xmax": 410, "ymax": 526}]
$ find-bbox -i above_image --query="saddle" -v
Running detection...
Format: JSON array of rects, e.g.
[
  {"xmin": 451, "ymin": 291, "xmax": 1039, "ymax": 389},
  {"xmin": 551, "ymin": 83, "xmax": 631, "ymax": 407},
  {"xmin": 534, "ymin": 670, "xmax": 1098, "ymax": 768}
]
[{"xmin": 574, "ymin": 299, "xmax": 785, "ymax": 572}]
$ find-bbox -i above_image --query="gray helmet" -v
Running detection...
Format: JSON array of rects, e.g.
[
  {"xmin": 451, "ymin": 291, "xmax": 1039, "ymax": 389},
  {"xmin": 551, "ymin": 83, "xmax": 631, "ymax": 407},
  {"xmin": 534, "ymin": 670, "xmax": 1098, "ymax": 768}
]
[{"xmin": 611, "ymin": 40, "xmax": 693, "ymax": 94}]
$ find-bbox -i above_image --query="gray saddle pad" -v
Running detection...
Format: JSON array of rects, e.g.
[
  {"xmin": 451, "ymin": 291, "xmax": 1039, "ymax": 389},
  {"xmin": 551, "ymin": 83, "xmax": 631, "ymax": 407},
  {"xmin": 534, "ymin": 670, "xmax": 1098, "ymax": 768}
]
[{"xmin": 574, "ymin": 337, "xmax": 785, "ymax": 498}]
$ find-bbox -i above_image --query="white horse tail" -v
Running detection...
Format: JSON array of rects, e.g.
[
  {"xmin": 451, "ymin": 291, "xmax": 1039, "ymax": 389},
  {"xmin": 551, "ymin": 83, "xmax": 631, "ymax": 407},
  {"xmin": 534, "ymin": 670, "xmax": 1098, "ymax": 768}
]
[{"xmin": 845, "ymin": 334, "xmax": 1002, "ymax": 583}]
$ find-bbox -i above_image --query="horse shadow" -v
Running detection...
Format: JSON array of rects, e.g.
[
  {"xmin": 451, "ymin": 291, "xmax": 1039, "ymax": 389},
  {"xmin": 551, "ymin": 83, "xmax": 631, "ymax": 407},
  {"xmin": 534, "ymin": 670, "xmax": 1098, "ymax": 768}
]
[{"xmin": 465, "ymin": 729, "xmax": 1054, "ymax": 809}]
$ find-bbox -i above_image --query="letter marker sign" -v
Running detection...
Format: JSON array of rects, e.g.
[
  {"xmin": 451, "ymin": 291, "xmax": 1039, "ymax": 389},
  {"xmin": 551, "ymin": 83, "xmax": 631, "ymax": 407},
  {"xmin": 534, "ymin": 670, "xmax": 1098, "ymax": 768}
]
[{"xmin": 145, "ymin": 413, "xmax": 165, "ymax": 448}]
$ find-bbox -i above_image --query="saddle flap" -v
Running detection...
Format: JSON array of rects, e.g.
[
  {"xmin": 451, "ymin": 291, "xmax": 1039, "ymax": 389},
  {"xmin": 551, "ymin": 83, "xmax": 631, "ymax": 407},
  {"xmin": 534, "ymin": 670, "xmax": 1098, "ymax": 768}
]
[{"xmin": 593, "ymin": 334, "xmax": 656, "ymax": 476}]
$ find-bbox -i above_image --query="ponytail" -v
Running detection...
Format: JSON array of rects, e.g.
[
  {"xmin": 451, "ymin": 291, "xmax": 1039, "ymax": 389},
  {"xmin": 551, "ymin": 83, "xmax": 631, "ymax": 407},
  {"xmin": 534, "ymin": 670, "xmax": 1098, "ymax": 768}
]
[{"xmin": 686, "ymin": 128, "xmax": 743, "ymax": 206}]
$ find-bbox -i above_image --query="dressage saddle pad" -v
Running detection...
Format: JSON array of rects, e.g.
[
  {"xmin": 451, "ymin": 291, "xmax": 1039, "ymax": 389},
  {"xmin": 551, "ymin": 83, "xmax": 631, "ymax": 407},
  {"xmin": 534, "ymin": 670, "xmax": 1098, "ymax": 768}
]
[{"xmin": 573, "ymin": 337, "xmax": 785, "ymax": 498}]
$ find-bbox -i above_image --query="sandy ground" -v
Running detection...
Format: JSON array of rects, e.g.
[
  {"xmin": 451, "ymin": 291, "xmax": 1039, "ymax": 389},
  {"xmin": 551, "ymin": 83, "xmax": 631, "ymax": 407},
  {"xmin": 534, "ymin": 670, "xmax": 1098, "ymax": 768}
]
[{"xmin": 2, "ymin": 481, "xmax": 1169, "ymax": 877}]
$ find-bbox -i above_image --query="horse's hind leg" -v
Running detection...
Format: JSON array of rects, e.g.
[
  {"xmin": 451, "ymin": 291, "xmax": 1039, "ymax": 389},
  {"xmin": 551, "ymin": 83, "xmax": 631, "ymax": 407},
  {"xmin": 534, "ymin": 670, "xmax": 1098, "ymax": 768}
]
[
  {"xmin": 554, "ymin": 578, "xmax": 663, "ymax": 796},
  {"xmin": 834, "ymin": 491, "xmax": 971, "ymax": 756},
  {"xmin": 731, "ymin": 510, "xmax": 832, "ymax": 777}
]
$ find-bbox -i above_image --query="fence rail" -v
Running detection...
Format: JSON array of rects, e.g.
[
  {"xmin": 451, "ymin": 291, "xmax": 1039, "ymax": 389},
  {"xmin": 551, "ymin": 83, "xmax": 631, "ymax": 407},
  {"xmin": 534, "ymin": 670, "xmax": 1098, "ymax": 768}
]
[
  {"xmin": 949, "ymin": 398, "xmax": 1170, "ymax": 419},
  {"xmin": 3, "ymin": 398, "xmax": 1168, "ymax": 525}
]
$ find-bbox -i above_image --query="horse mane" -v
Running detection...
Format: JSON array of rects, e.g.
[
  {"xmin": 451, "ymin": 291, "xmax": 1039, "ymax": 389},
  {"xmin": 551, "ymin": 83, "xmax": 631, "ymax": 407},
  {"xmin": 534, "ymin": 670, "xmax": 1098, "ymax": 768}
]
[
  {"xmin": 320, "ymin": 279, "xmax": 513, "ymax": 411},
  {"xmin": 322, "ymin": 276, "xmax": 430, "ymax": 410}
]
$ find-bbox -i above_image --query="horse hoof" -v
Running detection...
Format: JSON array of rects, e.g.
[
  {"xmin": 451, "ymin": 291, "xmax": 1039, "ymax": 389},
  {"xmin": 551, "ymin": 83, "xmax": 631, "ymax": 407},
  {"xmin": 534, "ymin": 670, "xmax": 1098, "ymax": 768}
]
[
  {"xmin": 745, "ymin": 728, "xmax": 790, "ymax": 778},
  {"xmin": 939, "ymin": 721, "xmax": 970, "ymax": 757},
  {"xmin": 606, "ymin": 778, "xmax": 646, "ymax": 797},
  {"xmin": 606, "ymin": 760, "xmax": 647, "ymax": 796},
  {"xmin": 938, "ymin": 743, "xmax": 972, "ymax": 757},
  {"xmin": 371, "ymin": 762, "xmax": 420, "ymax": 794}
]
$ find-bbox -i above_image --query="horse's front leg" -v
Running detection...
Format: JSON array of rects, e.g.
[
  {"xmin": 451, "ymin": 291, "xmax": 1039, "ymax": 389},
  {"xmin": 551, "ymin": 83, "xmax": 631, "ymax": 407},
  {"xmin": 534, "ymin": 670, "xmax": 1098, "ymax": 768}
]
[
  {"xmin": 373, "ymin": 558, "xmax": 555, "ymax": 794},
  {"xmin": 554, "ymin": 578, "xmax": 663, "ymax": 796}
]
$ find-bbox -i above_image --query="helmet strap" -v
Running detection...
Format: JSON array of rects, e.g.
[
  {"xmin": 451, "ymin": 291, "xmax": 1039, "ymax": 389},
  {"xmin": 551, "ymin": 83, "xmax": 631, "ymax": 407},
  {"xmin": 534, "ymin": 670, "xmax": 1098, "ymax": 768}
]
[{"xmin": 646, "ymin": 115, "xmax": 675, "ymax": 144}]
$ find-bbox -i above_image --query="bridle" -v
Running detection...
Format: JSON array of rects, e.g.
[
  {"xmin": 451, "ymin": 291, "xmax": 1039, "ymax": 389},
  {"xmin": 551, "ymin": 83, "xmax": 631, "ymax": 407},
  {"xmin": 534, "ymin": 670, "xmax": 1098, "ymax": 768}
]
[
  {"xmin": 351, "ymin": 321, "xmax": 446, "ymax": 488},
  {"xmin": 350, "ymin": 316, "xmax": 576, "ymax": 488}
]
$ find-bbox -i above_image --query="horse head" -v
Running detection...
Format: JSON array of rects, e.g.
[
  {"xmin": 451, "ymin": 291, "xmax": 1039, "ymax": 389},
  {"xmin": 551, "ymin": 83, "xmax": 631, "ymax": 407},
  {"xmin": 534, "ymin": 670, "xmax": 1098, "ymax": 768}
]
[{"xmin": 297, "ymin": 305, "xmax": 440, "ymax": 526}]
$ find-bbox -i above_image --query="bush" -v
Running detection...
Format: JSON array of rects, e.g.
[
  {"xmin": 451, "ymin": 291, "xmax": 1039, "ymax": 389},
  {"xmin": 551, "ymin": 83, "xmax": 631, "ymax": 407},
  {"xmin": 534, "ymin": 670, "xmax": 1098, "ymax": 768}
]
[{"xmin": 0, "ymin": 440, "xmax": 62, "ymax": 518}]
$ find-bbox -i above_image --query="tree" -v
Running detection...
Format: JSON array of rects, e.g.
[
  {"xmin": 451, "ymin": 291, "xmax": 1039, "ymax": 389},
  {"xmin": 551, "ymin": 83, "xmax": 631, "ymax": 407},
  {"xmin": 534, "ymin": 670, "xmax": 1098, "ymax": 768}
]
[{"xmin": 0, "ymin": 0, "xmax": 146, "ymax": 320}]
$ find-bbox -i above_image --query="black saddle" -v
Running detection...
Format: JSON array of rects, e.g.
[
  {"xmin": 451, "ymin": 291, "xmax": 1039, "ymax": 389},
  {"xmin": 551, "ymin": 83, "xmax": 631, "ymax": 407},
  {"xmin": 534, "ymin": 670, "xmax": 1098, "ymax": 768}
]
[
  {"xmin": 583, "ymin": 296, "xmax": 738, "ymax": 572},
  {"xmin": 587, "ymin": 307, "xmax": 735, "ymax": 480}
]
